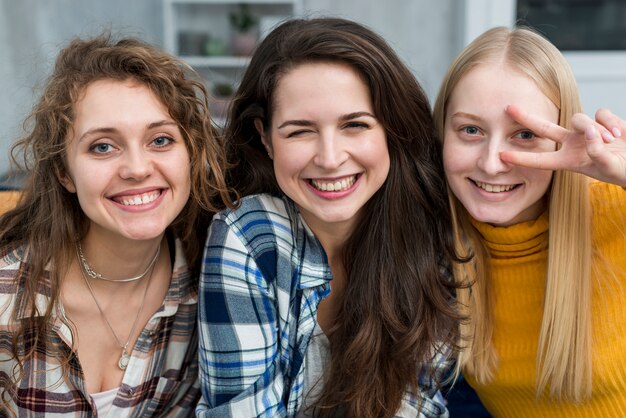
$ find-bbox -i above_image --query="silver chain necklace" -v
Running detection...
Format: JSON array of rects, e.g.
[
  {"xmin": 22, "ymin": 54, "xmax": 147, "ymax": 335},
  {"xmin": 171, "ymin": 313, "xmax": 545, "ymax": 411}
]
[
  {"xmin": 76, "ymin": 246, "xmax": 156, "ymax": 370},
  {"xmin": 77, "ymin": 241, "xmax": 160, "ymax": 283}
]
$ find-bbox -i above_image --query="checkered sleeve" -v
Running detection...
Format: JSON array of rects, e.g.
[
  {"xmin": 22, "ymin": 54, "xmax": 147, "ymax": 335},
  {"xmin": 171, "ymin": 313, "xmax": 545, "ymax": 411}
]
[
  {"xmin": 394, "ymin": 345, "xmax": 452, "ymax": 418},
  {"xmin": 396, "ymin": 381, "xmax": 449, "ymax": 417},
  {"xmin": 196, "ymin": 216, "xmax": 288, "ymax": 418}
]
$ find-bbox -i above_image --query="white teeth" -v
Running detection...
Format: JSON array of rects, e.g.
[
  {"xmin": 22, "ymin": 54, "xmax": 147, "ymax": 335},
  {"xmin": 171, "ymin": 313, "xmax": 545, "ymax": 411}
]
[
  {"xmin": 311, "ymin": 175, "xmax": 356, "ymax": 192},
  {"xmin": 119, "ymin": 190, "xmax": 160, "ymax": 206},
  {"xmin": 475, "ymin": 181, "xmax": 515, "ymax": 193}
]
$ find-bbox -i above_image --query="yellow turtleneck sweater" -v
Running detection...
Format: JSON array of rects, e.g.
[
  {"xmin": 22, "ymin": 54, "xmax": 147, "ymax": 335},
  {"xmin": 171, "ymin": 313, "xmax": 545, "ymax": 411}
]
[{"xmin": 465, "ymin": 181, "xmax": 626, "ymax": 417}]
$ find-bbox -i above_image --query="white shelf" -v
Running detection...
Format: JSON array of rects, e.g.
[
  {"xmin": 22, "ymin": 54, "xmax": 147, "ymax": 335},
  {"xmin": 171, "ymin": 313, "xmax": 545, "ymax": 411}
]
[
  {"xmin": 163, "ymin": 0, "xmax": 301, "ymax": 103},
  {"xmin": 167, "ymin": 0, "xmax": 296, "ymax": 4},
  {"xmin": 181, "ymin": 56, "xmax": 251, "ymax": 67}
]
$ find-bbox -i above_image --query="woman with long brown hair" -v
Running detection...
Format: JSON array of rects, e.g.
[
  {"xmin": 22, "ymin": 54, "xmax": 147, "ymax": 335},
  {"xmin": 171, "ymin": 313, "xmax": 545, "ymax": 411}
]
[
  {"xmin": 197, "ymin": 17, "xmax": 461, "ymax": 418},
  {"xmin": 0, "ymin": 34, "xmax": 231, "ymax": 416}
]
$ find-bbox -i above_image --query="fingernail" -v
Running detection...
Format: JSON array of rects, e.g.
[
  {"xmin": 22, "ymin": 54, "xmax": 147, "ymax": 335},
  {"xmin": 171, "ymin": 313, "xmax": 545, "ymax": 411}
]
[
  {"xmin": 612, "ymin": 127, "xmax": 622, "ymax": 138},
  {"xmin": 585, "ymin": 125, "xmax": 597, "ymax": 140},
  {"xmin": 601, "ymin": 131, "xmax": 615, "ymax": 142}
]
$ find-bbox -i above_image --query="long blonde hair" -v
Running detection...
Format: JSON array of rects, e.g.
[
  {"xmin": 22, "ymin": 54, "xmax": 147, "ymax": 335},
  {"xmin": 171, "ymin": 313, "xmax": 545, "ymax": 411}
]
[{"xmin": 434, "ymin": 26, "xmax": 592, "ymax": 401}]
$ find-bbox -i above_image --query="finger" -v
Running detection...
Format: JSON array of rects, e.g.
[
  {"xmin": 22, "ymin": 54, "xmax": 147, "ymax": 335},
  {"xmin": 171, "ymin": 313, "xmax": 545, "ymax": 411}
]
[
  {"xmin": 584, "ymin": 125, "xmax": 605, "ymax": 158},
  {"xmin": 571, "ymin": 113, "xmax": 614, "ymax": 144},
  {"xmin": 499, "ymin": 150, "xmax": 562, "ymax": 170},
  {"xmin": 585, "ymin": 125, "xmax": 617, "ymax": 169},
  {"xmin": 584, "ymin": 124, "xmax": 623, "ymax": 184},
  {"xmin": 595, "ymin": 108, "xmax": 624, "ymax": 138},
  {"xmin": 506, "ymin": 105, "xmax": 568, "ymax": 143}
]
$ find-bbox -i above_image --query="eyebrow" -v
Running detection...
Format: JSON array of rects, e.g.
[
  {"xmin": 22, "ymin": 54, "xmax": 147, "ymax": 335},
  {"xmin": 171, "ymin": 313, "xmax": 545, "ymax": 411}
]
[
  {"xmin": 77, "ymin": 120, "xmax": 178, "ymax": 142},
  {"xmin": 276, "ymin": 119, "xmax": 314, "ymax": 130},
  {"xmin": 450, "ymin": 111, "xmax": 528, "ymax": 130},
  {"xmin": 340, "ymin": 111, "xmax": 376, "ymax": 122},
  {"xmin": 276, "ymin": 111, "xmax": 376, "ymax": 130},
  {"xmin": 450, "ymin": 112, "xmax": 483, "ymax": 122}
]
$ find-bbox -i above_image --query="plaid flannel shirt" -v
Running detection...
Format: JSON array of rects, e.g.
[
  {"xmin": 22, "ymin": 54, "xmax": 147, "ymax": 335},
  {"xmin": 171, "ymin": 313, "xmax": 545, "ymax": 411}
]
[
  {"xmin": 197, "ymin": 194, "xmax": 450, "ymax": 418},
  {"xmin": 0, "ymin": 237, "xmax": 200, "ymax": 417}
]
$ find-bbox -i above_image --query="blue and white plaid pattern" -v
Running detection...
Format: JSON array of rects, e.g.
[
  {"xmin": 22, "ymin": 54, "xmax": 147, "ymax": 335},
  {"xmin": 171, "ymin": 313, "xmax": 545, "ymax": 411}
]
[{"xmin": 197, "ymin": 194, "xmax": 449, "ymax": 418}]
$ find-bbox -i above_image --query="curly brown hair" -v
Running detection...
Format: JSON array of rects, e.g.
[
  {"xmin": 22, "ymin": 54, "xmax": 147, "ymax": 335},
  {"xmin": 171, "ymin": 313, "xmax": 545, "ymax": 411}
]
[{"xmin": 0, "ymin": 34, "xmax": 233, "ymax": 412}]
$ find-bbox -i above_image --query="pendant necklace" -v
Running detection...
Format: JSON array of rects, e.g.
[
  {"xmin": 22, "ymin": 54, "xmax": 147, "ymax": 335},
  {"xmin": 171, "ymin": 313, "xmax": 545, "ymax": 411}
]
[{"xmin": 76, "ymin": 243, "xmax": 159, "ymax": 370}]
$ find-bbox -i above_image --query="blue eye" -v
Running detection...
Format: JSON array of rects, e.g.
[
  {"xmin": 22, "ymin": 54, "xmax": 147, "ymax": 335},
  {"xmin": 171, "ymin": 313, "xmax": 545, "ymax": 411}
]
[
  {"xmin": 91, "ymin": 143, "xmax": 114, "ymax": 154},
  {"xmin": 515, "ymin": 131, "xmax": 535, "ymax": 140},
  {"xmin": 152, "ymin": 136, "xmax": 173, "ymax": 147},
  {"xmin": 463, "ymin": 126, "xmax": 479, "ymax": 135}
]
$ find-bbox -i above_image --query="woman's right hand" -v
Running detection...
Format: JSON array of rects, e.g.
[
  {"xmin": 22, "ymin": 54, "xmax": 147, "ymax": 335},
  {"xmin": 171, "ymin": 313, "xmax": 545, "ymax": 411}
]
[{"xmin": 500, "ymin": 106, "xmax": 626, "ymax": 188}]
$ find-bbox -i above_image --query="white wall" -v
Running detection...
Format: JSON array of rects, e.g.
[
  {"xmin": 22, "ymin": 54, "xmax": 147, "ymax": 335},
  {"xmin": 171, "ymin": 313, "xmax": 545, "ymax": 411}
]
[
  {"xmin": 301, "ymin": 0, "xmax": 460, "ymax": 100},
  {"xmin": 0, "ymin": 0, "xmax": 460, "ymax": 175},
  {"xmin": 0, "ymin": 0, "xmax": 162, "ymax": 175},
  {"xmin": 564, "ymin": 52, "xmax": 626, "ymax": 117}
]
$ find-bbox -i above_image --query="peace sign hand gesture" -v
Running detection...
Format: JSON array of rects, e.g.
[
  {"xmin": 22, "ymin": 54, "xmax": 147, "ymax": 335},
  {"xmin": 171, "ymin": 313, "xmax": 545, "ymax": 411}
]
[{"xmin": 500, "ymin": 105, "xmax": 626, "ymax": 188}]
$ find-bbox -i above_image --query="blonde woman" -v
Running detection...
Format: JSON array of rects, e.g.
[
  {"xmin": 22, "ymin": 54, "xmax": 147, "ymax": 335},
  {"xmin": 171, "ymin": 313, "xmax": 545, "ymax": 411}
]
[{"xmin": 434, "ymin": 26, "xmax": 626, "ymax": 416}]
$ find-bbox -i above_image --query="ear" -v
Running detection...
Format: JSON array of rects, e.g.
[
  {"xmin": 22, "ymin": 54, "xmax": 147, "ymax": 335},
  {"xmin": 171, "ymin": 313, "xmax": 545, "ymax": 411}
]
[
  {"xmin": 254, "ymin": 118, "xmax": 273, "ymax": 160},
  {"xmin": 57, "ymin": 170, "xmax": 76, "ymax": 193}
]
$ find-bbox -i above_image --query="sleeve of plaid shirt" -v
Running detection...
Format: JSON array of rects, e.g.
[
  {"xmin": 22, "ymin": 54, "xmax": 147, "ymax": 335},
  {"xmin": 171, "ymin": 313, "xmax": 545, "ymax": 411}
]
[{"xmin": 197, "ymin": 216, "xmax": 288, "ymax": 418}]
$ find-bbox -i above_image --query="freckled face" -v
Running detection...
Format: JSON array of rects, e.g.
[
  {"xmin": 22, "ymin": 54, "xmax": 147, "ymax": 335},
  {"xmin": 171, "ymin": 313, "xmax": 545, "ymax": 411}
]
[
  {"xmin": 63, "ymin": 79, "xmax": 191, "ymax": 243},
  {"xmin": 443, "ymin": 64, "xmax": 558, "ymax": 226},
  {"xmin": 263, "ymin": 62, "xmax": 390, "ymax": 236}
]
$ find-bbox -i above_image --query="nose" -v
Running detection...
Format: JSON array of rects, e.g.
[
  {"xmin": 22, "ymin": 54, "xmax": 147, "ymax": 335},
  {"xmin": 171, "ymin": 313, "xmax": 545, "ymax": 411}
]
[
  {"xmin": 313, "ymin": 129, "xmax": 346, "ymax": 170},
  {"xmin": 118, "ymin": 146, "xmax": 153, "ymax": 180},
  {"xmin": 476, "ymin": 137, "xmax": 511, "ymax": 176}
]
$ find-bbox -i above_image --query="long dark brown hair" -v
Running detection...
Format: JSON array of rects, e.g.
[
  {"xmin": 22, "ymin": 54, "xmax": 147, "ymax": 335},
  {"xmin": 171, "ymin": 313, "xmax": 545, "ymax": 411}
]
[
  {"xmin": 0, "ymin": 34, "xmax": 233, "ymax": 410},
  {"xmin": 224, "ymin": 17, "xmax": 462, "ymax": 418}
]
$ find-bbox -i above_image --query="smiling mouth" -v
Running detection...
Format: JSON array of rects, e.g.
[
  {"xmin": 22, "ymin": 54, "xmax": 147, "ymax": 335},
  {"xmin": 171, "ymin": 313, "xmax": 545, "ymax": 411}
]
[
  {"xmin": 472, "ymin": 180, "xmax": 519, "ymax": 193},
  {"xmin": 112, "ymin": 190, "xmax": 162, "ymax": 206},
  {"xmin": 309, "ymin": 175, "xmax": 358, "ymax": 192}
]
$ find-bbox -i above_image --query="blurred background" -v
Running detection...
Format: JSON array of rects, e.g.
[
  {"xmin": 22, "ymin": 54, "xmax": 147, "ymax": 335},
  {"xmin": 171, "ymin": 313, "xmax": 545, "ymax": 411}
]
[{"xmin": 1, "ymin": 0, "xmax": 625, "ymax": 184}]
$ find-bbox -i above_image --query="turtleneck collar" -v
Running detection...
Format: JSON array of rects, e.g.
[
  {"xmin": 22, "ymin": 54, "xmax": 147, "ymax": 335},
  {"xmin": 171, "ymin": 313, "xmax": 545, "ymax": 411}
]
[{"xmin": 469, "ymin": 211, "xmax": 549, "ymax": 258}]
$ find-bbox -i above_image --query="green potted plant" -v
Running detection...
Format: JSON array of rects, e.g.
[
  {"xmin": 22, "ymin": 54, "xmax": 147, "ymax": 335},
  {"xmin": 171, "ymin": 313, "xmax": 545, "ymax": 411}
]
[{"xmin": 229, "ymin": 3, "xmax": 259, "ymax": 56}]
